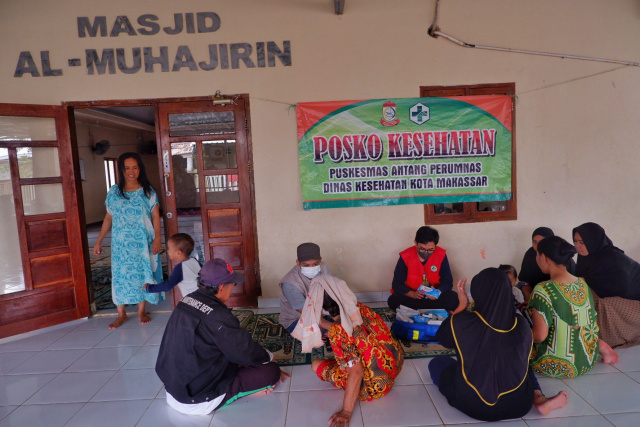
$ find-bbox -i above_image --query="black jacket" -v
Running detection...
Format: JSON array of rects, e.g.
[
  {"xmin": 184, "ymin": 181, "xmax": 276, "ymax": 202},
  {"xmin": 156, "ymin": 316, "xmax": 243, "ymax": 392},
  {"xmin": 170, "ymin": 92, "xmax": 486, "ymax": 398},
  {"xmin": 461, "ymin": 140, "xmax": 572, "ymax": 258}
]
[{"xmin": 155, "ymin": 287, "xmax": 271, "ymax": 404}]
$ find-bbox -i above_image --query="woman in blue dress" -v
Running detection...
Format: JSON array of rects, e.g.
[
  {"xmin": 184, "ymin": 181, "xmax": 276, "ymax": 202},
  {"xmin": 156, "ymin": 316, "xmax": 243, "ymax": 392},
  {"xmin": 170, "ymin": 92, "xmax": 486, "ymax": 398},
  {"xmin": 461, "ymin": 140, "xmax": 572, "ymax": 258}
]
[{"xmin": 93, "ymin": 153, "xmax": 164, "ymax": 329}]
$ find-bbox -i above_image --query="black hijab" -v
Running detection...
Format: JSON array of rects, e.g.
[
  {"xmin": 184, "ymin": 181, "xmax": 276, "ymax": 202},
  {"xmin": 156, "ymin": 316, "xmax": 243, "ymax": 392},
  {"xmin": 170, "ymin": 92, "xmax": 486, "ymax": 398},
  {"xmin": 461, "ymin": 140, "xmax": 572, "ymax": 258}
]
[
  {"xmin": 518, "ymin": 227, "xmax": 554, "ymax": 286},
  {"xmin": 450, "ymin": 268, "xmax": 532, "ymax": 405},
  {"xmin": 573, "ymin": 222, "xmax": 640, "ymax": 300}
]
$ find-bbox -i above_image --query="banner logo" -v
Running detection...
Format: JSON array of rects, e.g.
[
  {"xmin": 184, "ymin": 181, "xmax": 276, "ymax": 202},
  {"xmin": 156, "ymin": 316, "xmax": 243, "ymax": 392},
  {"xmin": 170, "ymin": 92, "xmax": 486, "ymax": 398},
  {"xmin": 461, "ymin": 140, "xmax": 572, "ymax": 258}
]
[
  {"xmin": 380, "ymin": 101, "xmax": 400, "ymax": 127},
  {"xmin": 410, "ymin": 103, "xmax": 430, "ymax": 125}
]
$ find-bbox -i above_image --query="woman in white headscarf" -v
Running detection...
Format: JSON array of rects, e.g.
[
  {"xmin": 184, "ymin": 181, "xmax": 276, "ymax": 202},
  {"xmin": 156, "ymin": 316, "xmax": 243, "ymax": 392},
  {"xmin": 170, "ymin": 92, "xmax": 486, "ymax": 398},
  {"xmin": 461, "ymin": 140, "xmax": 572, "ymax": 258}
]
[{"xmin": 292, "ymin": 275, "xmax": 404, "ymax": 427}]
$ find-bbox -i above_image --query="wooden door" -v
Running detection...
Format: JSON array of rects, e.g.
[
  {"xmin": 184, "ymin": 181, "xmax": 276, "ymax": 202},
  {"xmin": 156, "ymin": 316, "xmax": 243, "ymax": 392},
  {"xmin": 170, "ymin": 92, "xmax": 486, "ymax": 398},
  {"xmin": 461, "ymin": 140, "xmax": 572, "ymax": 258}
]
[
  {"xmin": 0, "ymin": 104, "xmax": 90, "ymax": 337},
  {"xmin": 156, "ymin": 97, "xmax": 259, "ymax": 306}
]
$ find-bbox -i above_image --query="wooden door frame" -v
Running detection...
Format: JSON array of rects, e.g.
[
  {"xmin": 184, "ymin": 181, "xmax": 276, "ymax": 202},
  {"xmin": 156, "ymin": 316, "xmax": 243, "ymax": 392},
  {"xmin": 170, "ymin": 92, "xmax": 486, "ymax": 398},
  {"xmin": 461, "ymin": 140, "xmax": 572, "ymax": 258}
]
[
  {"xmin": 65, "ymin": 94, "xmax": 261, "ymax": 308},
  {"xmin": 0, "ymin": 103, "xmax": 90, "ymax": 337}
]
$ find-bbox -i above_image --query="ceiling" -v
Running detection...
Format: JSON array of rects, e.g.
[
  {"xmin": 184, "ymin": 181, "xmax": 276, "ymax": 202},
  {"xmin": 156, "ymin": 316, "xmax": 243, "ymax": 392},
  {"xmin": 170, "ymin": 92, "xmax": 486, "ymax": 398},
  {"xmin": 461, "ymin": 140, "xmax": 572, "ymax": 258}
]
[{"xmin": 73, "ymin": 106, "xmax": 155, "ymax": 132}]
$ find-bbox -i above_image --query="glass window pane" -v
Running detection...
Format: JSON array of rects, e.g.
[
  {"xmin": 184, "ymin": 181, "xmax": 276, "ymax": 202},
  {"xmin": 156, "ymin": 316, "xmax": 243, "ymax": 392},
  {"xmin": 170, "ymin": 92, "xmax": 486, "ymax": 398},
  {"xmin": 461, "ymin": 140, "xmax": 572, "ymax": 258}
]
[
  {"xmin": 433, "ymin": 203, "xmax": 464, "ymax": 215},
  {"xmin": 203, "ymin": 140, "xmax": 237, "ymax": 170},
  {"xmin": 171, "ymin": 142, "xmax": 200, "ymax": 211},
  {"xmin": 168, "ymin": 111, "xmax": 234, "ymax": 136},
  {"xmin": 108, "ymin": 161, "xmax": 115, "ymax": 187},
  {"xmin": 18, "ymin": 147, "xmax": 60, "ymax": 178},
  {"xmin": 22, "ymin": 183, "xmax": 65, "ymax": 215},
  {"xmin": 0, "ymin": 116, "xmax": 57, "ymax": 141},
  {"xmin": 477, "ymin": 201, "xmax": 507, "ymax": 212},
  {"xmin": 172, "ymin": 142, "xmax": 203, "ymax": 261},
  {"xmin": 104, "ymin": 161, "xmax": 110, "ymax": 191},
  {"xmin": 0, "ymin": 148, "xmax": 26, "ymax": 294},
  {"xmin": 205, "ymin": 174, "xmax": 239, "ymax": 204}
]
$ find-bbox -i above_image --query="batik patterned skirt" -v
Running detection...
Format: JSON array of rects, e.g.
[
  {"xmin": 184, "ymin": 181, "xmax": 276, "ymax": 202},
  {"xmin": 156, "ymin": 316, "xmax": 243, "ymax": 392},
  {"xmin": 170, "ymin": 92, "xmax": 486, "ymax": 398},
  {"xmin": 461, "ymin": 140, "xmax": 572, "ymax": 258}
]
[{"xmin": 316, "ymin": 303, "xmax": 404, "ymax": 401}]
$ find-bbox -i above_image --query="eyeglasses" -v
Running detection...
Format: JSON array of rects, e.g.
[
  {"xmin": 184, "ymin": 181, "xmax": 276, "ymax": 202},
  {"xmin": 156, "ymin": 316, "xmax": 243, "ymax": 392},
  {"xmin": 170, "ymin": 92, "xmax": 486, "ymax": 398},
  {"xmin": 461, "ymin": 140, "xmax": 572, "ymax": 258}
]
[{"xmin": 418, "ymin": 248, "xmax": 436, "ymax": 254}]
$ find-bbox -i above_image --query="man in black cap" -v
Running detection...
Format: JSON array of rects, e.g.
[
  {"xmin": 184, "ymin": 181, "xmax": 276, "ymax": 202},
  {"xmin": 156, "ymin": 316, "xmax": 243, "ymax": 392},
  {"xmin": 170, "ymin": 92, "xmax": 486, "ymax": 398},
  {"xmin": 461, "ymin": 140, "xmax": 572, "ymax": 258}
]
[
  {"xmin": 156, "ymin": 258, "xmax": 286, "ymax": 415},
  {"xmin": 279, "ymin": 242, "xmax": 333, "ymax": 333}
]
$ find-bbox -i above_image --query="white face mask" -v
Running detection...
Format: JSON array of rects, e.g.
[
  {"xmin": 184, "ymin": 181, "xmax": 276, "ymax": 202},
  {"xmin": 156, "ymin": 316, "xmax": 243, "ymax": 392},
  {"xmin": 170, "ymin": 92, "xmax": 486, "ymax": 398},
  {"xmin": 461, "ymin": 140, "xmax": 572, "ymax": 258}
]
[{"xmin": 301, "ymin": 265, "xmax": 321, "ymax": 279}]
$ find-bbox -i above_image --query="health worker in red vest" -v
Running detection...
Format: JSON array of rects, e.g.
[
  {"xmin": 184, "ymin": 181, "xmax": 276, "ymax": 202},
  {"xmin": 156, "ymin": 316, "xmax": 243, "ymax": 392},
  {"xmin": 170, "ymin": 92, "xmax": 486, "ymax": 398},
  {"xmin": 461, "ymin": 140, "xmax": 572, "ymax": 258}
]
[{"xmin": 387, "ymin": 226, "xmax": 459, "ymax": 312}]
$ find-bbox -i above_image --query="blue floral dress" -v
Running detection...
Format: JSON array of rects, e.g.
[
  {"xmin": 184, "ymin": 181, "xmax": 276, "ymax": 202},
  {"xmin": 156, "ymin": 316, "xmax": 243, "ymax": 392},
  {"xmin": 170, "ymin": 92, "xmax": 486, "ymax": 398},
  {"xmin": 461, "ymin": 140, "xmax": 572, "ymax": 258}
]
[{"xmin": 106, "ymin": 186, "xmax": 164, "ymax": 306}]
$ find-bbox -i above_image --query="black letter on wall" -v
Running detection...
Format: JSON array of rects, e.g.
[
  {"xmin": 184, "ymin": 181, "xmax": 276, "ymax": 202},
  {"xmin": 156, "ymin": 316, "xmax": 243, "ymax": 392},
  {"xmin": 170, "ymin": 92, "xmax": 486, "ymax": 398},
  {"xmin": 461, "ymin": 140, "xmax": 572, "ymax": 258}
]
[
  {"xmin": 117, "ymin": 48, "xmax": 142, "ymax": 74},
  {"xmin": 267, "ymin": 41, "xmax": 292, "ymax": 67},
  {"xmin": 77, "ymin": 16, "xmax": 107, "ymax": 37},
  {"xmin": 14, "ymin": 51, "xmax": 40, "ymax": 77},
  {"xmin": 230, "ymin": 43, "xmax": 255, "ymax": 69},
  {"xmin": 86, "ymin": 49, "xmax": 116, "ymax": 74}
]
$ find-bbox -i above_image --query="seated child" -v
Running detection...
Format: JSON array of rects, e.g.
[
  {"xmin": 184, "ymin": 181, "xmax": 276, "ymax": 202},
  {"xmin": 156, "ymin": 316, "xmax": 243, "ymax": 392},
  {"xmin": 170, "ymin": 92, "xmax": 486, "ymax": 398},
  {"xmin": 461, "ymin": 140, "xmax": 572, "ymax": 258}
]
[
  {"xmin": 144, "ymin": 233, "xmax": 201, "ymax": 297},
  {"xmin": 498, "ymin": 264, "xmax": 526, "ymax": 304},
  {"xmin": 498, "ymin": 264, "xmax": 533, "ymax": 325}
]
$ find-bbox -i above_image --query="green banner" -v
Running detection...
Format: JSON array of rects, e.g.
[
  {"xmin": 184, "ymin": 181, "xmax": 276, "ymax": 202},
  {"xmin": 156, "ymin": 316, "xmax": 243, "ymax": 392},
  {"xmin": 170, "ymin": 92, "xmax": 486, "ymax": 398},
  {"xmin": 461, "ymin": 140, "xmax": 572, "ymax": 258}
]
[{"xmin": 296, "ymin": 96, "xmax": 512, "ymax": 210}]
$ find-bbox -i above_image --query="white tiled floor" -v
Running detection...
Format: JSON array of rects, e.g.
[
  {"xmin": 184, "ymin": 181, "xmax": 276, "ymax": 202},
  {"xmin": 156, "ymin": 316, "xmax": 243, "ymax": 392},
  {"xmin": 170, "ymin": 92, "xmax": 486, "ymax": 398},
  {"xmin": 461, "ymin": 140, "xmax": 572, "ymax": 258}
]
[{"xmin": 1, "ymin": 304, "xmax": 640, "ymax": 426}]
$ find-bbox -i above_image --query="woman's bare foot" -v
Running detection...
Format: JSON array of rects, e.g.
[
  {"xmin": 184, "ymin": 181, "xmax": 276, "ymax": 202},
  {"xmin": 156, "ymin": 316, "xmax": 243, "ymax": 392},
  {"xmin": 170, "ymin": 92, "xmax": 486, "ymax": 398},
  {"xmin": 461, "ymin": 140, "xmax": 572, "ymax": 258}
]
[
  {"xmin": 599, "ymin": 339, "xmax": 619, "ymax": 364},
  {"xmin": 138, "ymin": 301, "xmax": 151, "ymax": 325},
  {"xmin": 108, "ymin": 314, "xmax": 128, "ymax": 329},
  {"xmin": 534, "ymin": 390, "xmax": 569, "ymax": 415},
  {"xmin": 138, "ymin": 312, "xmax": 152, "ymax": 325}
]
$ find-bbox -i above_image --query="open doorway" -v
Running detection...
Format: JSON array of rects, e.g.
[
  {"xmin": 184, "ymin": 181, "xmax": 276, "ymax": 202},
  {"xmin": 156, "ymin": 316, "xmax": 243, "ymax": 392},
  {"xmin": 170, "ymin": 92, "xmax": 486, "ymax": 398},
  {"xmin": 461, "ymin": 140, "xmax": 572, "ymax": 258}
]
[
  {"xmin": 69, "ymin": 95, "xmax": 260, "ymax": 317},
  {"xmin": 72, "ymin": 105, "xmax": 174, "ymax": 314}
]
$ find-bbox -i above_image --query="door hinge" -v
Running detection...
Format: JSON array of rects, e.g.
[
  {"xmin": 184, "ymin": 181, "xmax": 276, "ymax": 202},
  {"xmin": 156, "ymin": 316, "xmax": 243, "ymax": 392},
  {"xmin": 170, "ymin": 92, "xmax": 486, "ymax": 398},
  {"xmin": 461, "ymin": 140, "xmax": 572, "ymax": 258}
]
[
  {"xmin": 244, "ymin": 118, "xmax": 248, "ymax": 130},
  {"xmin": 254, "ymin": 262, "xmax": 258, "ymax": 276},
  {"xmin": 247, "ymin": 160, "xmax": 251, "ymax": 173}
]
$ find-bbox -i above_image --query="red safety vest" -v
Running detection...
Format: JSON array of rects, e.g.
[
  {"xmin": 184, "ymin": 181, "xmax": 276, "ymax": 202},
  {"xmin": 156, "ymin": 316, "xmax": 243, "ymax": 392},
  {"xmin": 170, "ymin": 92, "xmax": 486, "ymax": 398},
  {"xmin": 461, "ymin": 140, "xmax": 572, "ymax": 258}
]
[{"xmin": 397, "ymin": 246, "xmax": 447, "ymax": 291}]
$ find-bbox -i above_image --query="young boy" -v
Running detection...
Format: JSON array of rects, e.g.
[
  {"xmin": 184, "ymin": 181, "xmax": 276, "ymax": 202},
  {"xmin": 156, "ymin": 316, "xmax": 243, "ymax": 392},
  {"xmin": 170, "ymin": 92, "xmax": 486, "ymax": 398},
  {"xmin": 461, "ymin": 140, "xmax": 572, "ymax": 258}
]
[
  {"xmin": 498, "ymin": 264, "xmax": 533, "ymax": 325},
  {"xmin": 498, "ymin": 264, "xmax": 526, "ymax": 304},
  {"xmin": 144, "ymin": 233, "xmax": 201, "ymax": 297}
]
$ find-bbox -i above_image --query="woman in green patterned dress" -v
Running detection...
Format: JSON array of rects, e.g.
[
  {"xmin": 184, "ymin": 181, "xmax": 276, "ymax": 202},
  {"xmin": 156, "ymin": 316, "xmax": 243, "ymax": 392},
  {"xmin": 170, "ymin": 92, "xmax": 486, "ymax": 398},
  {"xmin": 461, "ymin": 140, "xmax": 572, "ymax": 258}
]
[{"xmin": 528, "ymin": 236, "xmax": 618, "ymax": 378}]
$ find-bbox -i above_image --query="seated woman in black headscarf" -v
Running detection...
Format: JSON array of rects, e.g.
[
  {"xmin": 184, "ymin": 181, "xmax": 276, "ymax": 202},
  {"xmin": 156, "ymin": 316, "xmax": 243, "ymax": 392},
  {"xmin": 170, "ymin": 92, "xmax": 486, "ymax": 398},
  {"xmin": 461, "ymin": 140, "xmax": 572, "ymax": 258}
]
[
  {"xmin": 519, "ymin": 227, "xmax": 576, "ymax": 302},
  {"xmin": 573, "ymin": 222, "xmax": 640, "ymax": 348},
  {"xmin": 428, "ymin": 268, "xmax": 568, "ymax": 421}
]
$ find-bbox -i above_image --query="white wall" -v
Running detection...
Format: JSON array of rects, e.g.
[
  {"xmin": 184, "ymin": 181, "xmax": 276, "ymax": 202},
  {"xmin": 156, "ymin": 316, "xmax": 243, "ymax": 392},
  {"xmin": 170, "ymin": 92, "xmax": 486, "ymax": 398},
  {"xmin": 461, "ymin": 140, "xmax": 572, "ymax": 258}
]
[{"xmin": 1, "ymin": 0, "xmax": 639, "ymax": 297}]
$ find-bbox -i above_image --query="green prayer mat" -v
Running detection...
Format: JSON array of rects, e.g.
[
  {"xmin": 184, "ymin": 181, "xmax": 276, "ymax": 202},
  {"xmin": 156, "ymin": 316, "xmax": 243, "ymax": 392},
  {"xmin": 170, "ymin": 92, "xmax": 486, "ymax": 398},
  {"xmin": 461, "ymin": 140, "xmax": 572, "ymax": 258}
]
[{"xmin": 232, "ymin": 307, "xmax": 454, "ymax": 366}]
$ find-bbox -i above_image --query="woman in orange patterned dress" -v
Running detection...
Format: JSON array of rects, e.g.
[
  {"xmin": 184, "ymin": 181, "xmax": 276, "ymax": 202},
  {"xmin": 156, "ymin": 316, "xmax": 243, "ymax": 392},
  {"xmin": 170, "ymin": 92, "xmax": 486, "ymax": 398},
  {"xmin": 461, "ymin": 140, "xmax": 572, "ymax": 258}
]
[{"xmin": 311, "ymin": 292, "xmax": 404, "ymax": 427}]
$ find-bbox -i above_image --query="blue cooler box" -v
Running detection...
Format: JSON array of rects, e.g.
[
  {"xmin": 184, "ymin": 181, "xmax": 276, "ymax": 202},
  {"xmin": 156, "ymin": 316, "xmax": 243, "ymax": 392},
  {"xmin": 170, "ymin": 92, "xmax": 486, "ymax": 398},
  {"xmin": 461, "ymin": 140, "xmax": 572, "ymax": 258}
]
[{"xmin": 390, "ymin": 309, "xmax": 449, "ymax": 343}]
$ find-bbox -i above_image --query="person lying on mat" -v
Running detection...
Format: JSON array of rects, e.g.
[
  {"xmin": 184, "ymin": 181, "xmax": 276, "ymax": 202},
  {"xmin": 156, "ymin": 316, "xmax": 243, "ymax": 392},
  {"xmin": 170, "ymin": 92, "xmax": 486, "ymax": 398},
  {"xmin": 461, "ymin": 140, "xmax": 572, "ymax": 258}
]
[
  {"xmin": 429, "ymin": 268, "xmax": 569, "ymax": 422},
  {"xmin": 387, "ymin": 226, "xmax": 459, "ymax": 312},
  {"xmin": 156, "ymin": 258, "xmax": 289, "ymax": 415},
  {"xmin": 279, "ymin": 242, "xmax": 334, "ymax": 333},
  {"xmin": 292, "ymin": 275, "xmax": 404, "ymax": 427}
]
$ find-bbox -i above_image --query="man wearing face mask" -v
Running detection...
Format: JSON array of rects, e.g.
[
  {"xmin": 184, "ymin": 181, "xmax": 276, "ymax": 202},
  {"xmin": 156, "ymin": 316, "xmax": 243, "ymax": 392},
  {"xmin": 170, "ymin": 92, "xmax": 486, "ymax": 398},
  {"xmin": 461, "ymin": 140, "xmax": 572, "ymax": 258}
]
[
  {"xmin": 387, "ymin": 226, "xmax": 459, "ymax": 312},
  {"xmin": 279, "ymin": 242, "xmax": 334, "ymax": 333}
]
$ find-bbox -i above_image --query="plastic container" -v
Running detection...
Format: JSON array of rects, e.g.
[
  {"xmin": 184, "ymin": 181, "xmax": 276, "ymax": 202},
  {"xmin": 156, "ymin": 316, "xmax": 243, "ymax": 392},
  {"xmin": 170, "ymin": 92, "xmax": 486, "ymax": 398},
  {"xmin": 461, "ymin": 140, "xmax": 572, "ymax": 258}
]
[
  {"xmin": 391, "ymin": 319, "xmax": 440, "ymax": 342},
  {"xmin": 391, "ymin": 309, "xmax": 450, "ymax": 342}
]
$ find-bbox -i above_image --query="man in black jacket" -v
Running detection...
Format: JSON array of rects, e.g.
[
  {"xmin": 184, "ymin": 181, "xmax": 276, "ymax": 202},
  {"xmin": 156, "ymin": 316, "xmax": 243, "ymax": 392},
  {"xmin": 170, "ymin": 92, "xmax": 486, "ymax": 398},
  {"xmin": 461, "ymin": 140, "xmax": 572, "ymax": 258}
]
[{"xmin": 156, "ymin": 258, "xmax": 285, "ymax": 415}]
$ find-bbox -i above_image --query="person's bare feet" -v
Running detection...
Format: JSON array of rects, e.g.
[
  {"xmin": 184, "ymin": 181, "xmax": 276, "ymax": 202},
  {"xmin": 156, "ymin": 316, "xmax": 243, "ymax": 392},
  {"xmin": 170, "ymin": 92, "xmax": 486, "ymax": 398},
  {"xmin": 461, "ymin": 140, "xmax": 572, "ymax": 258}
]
[
  {"xmin": 599, "ymin": 339, "xmax": 619, "ymax": 364},
  {"xmin": 138, "ymin": 312, "xmax": 152, "ymax": 325},
  {"xmin": 108, "ymin": 314, "xmax": 128, "ymax": 329},
  {"xmin": 534, "ymin": 390, "xmax": 569, "ymax": 415},
  {"xmin": 253, "ymin": 387, "xmax": 273, "ymax": 396}
]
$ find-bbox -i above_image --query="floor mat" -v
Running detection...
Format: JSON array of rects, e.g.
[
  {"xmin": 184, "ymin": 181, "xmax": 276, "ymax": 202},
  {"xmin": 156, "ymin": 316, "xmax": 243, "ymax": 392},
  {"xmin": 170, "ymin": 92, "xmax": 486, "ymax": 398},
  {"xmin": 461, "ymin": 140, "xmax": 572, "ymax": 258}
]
[{"xmin": 237, "ymin": 307, "xmax": 454, "ymax": 366}]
